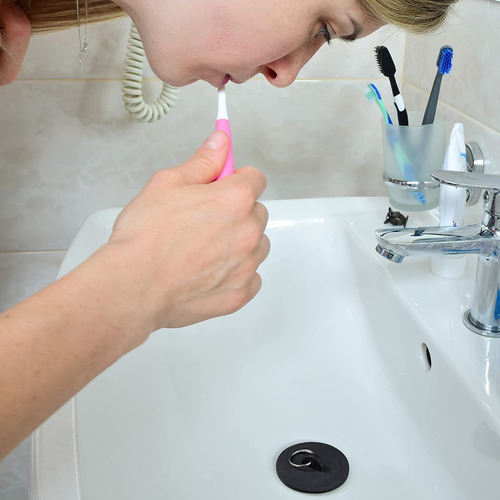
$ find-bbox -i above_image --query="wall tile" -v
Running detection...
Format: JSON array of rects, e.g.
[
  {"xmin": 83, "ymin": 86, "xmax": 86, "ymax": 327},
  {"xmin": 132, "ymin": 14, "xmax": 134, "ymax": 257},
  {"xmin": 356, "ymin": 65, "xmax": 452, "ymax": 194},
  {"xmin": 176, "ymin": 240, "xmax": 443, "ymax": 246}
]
[
  {"xmin": 404, "ymin": 0, "xmax": 500, "ymax": 132},
  {"xmin": 299, "ymin": 25, "xmax": 406, "ymax": 80},
  {"xmin": 0, "ymin": 78, "xmax": 387, "ymax": 252},
  {"xmin": 21, "ymin": 16, "xmax": 145, "ymax": 80},
  {"xmin": 0, "ymin": 251, "xmax": 65, "ymax": 311},
  {"xmin": 401, "ymin": 84, "xmax": 500, "ymax": 174},
  {"xmin": 22, "ymin": 20, "xmax": 404, "ymax": 84},
  {"xmin": 0, "ymin": 439, "xmax": 29, "ymax": 500},
  {"xmin": 0, "ymin": 250, "xmax": 64, "ymax": 500}
]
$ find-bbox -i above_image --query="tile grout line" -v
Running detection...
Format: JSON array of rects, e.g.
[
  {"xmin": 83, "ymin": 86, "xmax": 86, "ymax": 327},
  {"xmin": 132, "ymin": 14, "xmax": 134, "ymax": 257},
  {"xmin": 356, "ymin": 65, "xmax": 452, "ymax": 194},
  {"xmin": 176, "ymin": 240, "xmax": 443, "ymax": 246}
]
[
  {"xmin": 403, "ymin": 80, "xmax": 500, "ymax": 135},
  {"xmin": 0, "ymin": 249, "xmax": 67, "ymax": 256},
  {"xmin": 15, "ymin": 77, "xmax": 389, "ymax": 83}
]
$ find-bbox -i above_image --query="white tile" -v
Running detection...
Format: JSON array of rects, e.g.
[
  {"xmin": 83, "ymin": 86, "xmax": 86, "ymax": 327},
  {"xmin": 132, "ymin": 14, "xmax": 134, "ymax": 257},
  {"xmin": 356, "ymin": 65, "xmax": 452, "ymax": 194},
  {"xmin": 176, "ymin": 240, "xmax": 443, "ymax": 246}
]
[{"xmin": 404, "ymin": 0, "xmax": 500, "ymax": 132}]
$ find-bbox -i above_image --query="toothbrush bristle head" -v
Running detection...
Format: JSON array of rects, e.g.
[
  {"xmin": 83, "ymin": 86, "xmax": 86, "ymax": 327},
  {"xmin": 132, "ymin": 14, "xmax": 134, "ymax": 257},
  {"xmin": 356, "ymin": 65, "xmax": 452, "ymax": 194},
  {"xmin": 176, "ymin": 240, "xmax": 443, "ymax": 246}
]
[
  {"xmin": 437, "ymin": 45, "xmax": 453, "ymax": 74},
  {"xmin": 374, "ymin": 45, "xmax": 396, "ymax": 77},
  {"xmin": 364, "ymin": 83, "xmax": 382, "ymax": 101},
  {"xmin": 364, "ymin": 85, "xmax": 377, "ymax": 101}
]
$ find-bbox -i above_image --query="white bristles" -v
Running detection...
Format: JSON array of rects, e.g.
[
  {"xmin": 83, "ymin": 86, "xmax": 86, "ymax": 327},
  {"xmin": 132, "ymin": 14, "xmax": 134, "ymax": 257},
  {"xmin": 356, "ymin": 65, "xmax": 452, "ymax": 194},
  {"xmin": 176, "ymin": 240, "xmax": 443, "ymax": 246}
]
[{"xmin": 217, "ymin": 86, "xmax": 228, "ymax": 120}]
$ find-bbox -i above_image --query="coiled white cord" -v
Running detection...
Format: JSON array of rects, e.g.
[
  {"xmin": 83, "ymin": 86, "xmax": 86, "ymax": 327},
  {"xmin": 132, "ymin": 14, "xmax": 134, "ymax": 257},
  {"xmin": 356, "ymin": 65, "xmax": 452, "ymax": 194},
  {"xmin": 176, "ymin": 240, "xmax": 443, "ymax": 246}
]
[{"xmin": 121, "ymin": 22, "xmax": 179, "ymax": 123}]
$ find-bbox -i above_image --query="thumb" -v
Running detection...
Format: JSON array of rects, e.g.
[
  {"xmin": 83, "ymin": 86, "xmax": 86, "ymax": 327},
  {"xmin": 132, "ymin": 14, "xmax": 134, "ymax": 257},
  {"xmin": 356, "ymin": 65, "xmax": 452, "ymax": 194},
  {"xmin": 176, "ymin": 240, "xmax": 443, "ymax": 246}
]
[{"xmin": 174, "ymin": 130, "xmax": 229, "ymax": 185}]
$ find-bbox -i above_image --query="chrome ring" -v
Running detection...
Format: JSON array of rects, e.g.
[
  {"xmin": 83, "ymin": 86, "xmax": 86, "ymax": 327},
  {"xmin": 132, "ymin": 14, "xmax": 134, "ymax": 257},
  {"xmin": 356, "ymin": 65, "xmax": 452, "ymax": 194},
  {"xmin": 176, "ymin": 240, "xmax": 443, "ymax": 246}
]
[
  {"xmin": 288, "ymin": 449, "xmax": 315, "ymax": 468},
  {"xmin": 383, "ymin": 173, "xmax": 439, "ymax": 191}
]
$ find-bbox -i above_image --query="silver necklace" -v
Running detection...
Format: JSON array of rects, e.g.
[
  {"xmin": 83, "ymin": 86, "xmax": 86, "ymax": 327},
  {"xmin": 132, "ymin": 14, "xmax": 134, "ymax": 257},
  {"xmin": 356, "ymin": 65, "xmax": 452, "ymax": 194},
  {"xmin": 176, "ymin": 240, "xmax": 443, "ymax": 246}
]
[{"xmin": 76, "ymin": 0, "xmax": 89, "ymax": 66}]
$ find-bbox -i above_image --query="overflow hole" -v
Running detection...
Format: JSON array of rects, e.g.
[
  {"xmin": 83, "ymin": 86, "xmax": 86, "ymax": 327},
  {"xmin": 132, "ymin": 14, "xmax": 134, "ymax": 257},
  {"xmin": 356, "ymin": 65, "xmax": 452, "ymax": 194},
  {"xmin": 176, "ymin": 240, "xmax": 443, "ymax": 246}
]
[{"xmin": 421, "ymin": 343, "xmax": 432, "ymax": 371}]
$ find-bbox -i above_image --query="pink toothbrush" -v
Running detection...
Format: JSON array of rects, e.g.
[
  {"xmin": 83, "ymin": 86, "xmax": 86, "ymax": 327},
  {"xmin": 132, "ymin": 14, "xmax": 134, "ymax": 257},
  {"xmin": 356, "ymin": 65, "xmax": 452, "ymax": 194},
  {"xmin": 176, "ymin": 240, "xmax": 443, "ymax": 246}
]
[{"xmin": 214, "ymin": 86, "xmax": 234, "ymax": 180}]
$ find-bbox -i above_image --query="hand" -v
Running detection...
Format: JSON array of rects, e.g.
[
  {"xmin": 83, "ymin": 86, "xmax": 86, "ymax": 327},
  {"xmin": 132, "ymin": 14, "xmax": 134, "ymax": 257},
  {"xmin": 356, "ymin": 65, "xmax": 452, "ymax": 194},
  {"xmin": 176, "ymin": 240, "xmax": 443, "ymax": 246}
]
[
  {"xmin": 0, "ymin": 0, "xmax": 31, "ymax": 85},
  {"xmin": 107, "ymin": 130, "xmax": 270, "ymax": 331}
]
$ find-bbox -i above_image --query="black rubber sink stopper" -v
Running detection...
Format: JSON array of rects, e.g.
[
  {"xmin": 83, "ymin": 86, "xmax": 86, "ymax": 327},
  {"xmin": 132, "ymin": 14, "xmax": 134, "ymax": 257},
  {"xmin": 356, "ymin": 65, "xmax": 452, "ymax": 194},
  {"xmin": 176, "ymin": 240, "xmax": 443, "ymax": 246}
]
[
  {"xmin": 276, "ymin": 442, "xmax": 349, "ymax": 494},
  {"xmin": 384, "ymin": 207, "xmax": 409, "ymax": 227}
]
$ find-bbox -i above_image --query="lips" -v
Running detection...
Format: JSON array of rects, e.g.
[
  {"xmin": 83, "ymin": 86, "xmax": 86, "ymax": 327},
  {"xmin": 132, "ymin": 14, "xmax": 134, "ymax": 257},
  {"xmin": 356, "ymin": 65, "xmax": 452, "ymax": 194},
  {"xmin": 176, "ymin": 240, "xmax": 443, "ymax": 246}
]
[{"xmin": 219, "ymin": 74, "xmax": 231, "ymax": 87}]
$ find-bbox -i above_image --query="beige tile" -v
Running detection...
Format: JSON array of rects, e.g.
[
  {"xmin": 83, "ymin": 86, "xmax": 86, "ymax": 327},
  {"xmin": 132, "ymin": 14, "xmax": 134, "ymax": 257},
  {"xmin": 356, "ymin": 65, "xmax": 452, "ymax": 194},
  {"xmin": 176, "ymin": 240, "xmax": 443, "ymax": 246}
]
[
  {"xmin": 0, "ymin": 78, "xmax": 386, "ymax": 250},
  {"xmin": 22, "ymin": 18, "xmax": 405, "ymax": 83},
  {"xmin": 0, "ymin": 251, "xmax": 65, "ymax": 311},
  {"xmin": 404, "ymin": 0, "xmax": 500, "ymax": 132},
  {"xmin": 299, "ymin": 25, "xmax": 406, "ymax": 81},
  {"xmin": 21, "ymin": 16, "xmax": 157, "ymax": 80},
  {"xmin": 0, "ymin": 439, "xmax": 29, "ymax": 500},
  {"xmin": 402, "ymin": 83, "xmax": 500, "ymax": 174},
  {"xmin": 0, "ymin": 250, "xmax": 64, "ymax": 499},
  {"xmin": 226, "ymin": 80, "xmax": 387, "ymax": 200}
]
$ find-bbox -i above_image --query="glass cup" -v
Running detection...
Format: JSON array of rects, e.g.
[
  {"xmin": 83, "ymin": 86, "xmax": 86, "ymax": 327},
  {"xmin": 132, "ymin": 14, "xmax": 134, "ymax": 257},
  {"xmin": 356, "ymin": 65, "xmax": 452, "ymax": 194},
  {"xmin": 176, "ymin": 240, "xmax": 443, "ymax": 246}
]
[{"xmin": 381, "ymin": 112, "xmax": 446, "ymax": 211}]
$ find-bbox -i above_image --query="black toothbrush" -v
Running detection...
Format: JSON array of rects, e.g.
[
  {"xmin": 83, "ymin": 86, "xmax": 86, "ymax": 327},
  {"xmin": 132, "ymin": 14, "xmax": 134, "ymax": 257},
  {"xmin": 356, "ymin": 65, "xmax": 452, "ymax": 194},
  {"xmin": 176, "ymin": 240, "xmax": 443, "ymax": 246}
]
[{"xmin": 375, "ymin": 46, "xmax": 409, "ymax": 126}]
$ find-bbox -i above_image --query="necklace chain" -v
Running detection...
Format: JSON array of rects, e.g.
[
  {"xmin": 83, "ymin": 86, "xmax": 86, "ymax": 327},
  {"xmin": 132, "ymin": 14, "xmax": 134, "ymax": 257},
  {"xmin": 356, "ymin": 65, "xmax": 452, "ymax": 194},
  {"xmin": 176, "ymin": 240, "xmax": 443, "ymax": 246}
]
[{"xmin": 76, "ymin": 0, "xmax": 89, "ymax": 66}]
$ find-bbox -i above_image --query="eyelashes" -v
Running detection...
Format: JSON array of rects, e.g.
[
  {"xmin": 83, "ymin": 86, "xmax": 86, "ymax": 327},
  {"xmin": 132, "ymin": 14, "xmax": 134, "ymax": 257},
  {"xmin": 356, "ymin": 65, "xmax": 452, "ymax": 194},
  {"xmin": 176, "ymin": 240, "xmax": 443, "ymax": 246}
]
[
  {"xmin": 318, "ymin": 23, "xmax": 333, "ymax": 46},
  {"xmin": 317, "ymin": 22, "xmax": 359, "ymax": 45}
]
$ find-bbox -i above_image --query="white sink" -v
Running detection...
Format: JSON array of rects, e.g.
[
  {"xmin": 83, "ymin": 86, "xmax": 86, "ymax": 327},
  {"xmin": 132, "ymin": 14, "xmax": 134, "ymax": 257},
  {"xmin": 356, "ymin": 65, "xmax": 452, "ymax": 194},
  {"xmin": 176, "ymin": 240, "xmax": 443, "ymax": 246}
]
[{"xmin": 30, "ymin": 197, "xmax": 500, "ymax": 499}]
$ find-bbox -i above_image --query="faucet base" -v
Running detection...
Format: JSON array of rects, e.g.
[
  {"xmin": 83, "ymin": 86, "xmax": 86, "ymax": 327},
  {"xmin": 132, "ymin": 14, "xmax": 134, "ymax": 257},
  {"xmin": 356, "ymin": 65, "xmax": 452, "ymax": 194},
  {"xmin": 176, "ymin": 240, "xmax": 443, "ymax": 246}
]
[{"xmin": 463, "ymin": 310, "xmax": 500, "ymax": 338}]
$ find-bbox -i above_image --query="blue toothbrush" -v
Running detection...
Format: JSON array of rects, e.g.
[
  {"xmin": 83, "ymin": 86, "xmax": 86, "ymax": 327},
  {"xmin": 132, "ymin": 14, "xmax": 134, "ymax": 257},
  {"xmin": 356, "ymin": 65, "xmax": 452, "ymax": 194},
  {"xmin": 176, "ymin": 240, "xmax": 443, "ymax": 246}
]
[
  {"xmin": 364, "ymin": 83, "xmax": 393, "ymax": 124},
  {"xmin": 421, "ymin": 46, "xmax": 453, "ymax": 125}
]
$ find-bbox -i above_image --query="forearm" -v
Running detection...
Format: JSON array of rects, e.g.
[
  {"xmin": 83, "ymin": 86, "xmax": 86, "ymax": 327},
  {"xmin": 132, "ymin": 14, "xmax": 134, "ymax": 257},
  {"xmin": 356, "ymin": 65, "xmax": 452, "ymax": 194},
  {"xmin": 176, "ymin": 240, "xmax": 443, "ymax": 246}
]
[{"xmin": 0, "ymin": 243, "xmax": 151, "ymax": 459}]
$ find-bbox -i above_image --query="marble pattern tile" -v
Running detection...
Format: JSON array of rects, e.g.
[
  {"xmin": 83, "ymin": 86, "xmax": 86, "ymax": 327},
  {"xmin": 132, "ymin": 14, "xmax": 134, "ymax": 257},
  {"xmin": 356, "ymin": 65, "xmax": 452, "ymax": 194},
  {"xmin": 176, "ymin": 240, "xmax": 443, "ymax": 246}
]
[
  {"xmin": 401, "ymin": 83, "xmax": 500, "ymax": 174},
  {"xmin": 0, "ymin": 439, "xmax": 29, "ymax": 500},
  {"xmin": 0, "ymin": 251, "xmax": 65, "ymax": 311},
  {"xmin": 21, "ymin": 17, "xmax": 139, "ymax": 80},
  {"xmin": 0, "ymin": 79, "xmax": 388, "ymax": 252},
  {"xmin": 404, "ymin": 0, "xmax": 500, "ymax": 132},
  {"xmin": 21, "ymin": 19, "xmax": 404, "ymax": 82},
  {"xmin": 299, "ymin": 25, "xmax": 406, "ymax": 80}
]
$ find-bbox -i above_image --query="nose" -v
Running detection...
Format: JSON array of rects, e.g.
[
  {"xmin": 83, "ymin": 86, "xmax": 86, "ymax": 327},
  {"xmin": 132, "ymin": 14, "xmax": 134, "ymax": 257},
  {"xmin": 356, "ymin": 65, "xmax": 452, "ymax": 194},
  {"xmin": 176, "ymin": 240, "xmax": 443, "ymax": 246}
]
[{"xmin": 261, "ymin": 39, "xmax": 323, "ymax": 88}]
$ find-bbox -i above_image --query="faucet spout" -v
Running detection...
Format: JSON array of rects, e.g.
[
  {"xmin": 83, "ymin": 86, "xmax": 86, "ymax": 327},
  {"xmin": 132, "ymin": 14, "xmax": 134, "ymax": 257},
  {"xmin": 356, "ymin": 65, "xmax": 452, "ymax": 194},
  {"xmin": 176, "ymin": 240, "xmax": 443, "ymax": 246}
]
[
  {"xmin": 375, "ymin": 222, "xmax": 500, "ymax": 337},
  {"xmin": 375, "ymin": 223, "xmax": 497, "ymax": 261}
]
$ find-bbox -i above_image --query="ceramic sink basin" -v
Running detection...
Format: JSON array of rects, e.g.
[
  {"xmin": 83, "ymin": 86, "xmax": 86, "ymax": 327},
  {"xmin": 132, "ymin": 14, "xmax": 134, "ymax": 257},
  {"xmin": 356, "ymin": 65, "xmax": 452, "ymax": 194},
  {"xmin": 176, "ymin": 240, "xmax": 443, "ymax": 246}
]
[{"xmin": 30, "ymin": 197, "xmax": 500, "ymax": 499}]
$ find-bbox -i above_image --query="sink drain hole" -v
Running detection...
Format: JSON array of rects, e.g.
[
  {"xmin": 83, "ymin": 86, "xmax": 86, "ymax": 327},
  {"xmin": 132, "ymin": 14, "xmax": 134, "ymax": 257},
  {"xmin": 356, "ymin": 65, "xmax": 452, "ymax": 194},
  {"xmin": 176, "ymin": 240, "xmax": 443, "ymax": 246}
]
[
  {"xmin": 421, "ymin": 343, "xmax": 432, "ymax": 371},
  {"xmin": 276, "ymin": 442, "xmax": 349, "ymax": 494}
]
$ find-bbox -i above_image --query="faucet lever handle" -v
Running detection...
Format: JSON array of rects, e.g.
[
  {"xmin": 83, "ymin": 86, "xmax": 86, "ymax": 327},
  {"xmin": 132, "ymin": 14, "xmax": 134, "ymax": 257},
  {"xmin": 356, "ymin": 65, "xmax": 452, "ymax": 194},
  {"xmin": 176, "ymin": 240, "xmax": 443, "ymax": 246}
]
[{"xmin": 431, "ymin": 170, "xmax": 500, "ymax": 192}]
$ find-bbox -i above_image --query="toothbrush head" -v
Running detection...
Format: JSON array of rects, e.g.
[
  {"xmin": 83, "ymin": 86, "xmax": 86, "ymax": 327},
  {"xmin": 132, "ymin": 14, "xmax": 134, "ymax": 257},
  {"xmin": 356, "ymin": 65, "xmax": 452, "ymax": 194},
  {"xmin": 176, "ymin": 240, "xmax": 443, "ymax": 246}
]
[
  {"xmin": 436, "ymin": 45, "xmax": 453, "ymax": 74},
  {"xmin": 375, "ymin": 46, "xmax": 396, "ymax": 77},
  {"xmin": 364, "ymin": 83, "xmax": 382, "ymax": 101},
  {"xmin": 364, "ymin": 83, "xmax": 392, "ymax": 124}
]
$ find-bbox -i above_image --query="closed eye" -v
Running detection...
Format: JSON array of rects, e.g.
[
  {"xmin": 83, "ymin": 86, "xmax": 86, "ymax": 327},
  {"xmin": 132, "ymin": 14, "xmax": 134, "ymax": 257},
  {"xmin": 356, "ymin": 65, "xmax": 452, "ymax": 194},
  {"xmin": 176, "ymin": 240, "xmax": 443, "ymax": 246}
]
[
  {"xmin": 318, "ymin": 17, "xmax": 362, "ymax": 45},
  {"xmin": 318, "ymin": 23, "xmax": 333, "ymax": 45}
]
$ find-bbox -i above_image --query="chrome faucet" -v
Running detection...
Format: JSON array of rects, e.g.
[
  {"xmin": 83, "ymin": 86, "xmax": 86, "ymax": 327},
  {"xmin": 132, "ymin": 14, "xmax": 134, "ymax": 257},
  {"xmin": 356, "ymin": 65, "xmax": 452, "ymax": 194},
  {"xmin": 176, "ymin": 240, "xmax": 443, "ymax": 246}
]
[{"xmin": 375, "ymin": 170, "xmax": 500, "ymax": 338}]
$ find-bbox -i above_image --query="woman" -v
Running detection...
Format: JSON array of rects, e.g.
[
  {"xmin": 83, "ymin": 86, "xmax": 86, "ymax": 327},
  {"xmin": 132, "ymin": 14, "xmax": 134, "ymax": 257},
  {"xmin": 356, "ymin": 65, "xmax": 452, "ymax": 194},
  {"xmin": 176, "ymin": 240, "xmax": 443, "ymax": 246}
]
[{"xmin": 0, "ymin": 0, "xmax": 457, "ymax": 460}]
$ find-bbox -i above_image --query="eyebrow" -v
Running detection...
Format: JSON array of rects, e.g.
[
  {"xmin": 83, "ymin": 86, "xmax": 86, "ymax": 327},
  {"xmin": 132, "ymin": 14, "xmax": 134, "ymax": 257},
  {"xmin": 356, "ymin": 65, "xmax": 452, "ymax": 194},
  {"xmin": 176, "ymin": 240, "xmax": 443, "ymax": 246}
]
[{"xmin": 339, "ymin": 17, "xmax": 363, "ymax": 42}]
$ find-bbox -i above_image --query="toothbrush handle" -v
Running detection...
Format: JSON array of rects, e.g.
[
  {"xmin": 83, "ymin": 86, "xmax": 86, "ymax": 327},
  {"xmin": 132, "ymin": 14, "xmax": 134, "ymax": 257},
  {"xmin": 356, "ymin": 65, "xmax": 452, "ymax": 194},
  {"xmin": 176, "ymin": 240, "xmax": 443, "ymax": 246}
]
[
  {"xmin": 422, "ymin": 71, "xmax": 443, "ymax": 125},
  {"xmin": 388, "ymin": 77, "xmax": 409, "ymax": 126},
  {"xmin": 396, "ymin": 106, "xmax": 409, "ymax": 126},
  {"xmin": 214, "ymin": 119, "xmax": 234, "ymax": 180}
]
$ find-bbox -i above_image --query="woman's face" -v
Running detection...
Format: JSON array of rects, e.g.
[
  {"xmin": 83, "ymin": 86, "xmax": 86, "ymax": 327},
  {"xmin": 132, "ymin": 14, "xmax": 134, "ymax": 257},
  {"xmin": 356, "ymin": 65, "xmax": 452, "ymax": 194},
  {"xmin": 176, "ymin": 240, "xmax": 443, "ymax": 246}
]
[{"xmin": 118, "ymin": 0, "xmax": 383, "ymax": 88}]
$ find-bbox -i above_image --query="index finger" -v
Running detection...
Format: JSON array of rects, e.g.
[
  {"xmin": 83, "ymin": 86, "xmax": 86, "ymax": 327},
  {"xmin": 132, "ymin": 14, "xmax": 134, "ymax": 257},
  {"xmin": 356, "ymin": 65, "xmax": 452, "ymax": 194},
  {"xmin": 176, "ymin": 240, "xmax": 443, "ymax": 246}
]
[{"xmin": 223, "ymin": 166, "xmax": 267, "ymax": 201}]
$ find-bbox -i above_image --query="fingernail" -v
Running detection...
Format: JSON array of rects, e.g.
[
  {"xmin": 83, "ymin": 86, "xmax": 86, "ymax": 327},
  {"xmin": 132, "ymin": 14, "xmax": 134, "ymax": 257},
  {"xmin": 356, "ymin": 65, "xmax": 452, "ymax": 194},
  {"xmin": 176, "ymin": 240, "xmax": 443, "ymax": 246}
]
[{"xmin": 202, "ymin": 130, "xmax": 226, "ymax": 150}]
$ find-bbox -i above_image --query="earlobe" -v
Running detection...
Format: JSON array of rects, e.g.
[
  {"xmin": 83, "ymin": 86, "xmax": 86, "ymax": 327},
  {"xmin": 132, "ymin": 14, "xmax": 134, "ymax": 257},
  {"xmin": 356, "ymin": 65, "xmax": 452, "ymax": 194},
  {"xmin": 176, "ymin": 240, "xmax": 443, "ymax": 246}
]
[{"xmin": 0, "ymin": 0, "xmax": 31, "ymax": 86}]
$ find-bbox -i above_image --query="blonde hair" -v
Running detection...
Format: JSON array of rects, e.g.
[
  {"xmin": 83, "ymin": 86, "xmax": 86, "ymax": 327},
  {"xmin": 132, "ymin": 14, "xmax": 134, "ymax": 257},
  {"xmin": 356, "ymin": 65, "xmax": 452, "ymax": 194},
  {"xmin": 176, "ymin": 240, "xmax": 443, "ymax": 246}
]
[
  {"xmin": 15, "ymin": 0, "xmax": 125, "ymax": 34},
  {"xmin": 361, "ymin": 0, "xmax": 458, "ymax": 34},
  {"xmin": 15, "ymin": 0, "xmax": 457, "ymax": 36}
]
